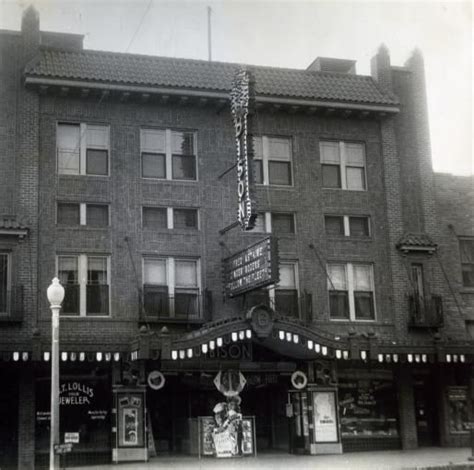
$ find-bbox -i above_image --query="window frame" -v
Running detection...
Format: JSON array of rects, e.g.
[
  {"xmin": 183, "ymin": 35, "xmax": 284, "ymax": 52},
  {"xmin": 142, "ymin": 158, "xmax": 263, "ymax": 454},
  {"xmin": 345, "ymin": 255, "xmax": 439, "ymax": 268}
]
[
  {"xmin": 327, "ymin": 262, "xmax": 376, "ymax": 322},
  {"xmin": 324, "ymin": 214, "xmax": 371, "ymax": 237},
  {"xmin": 56, "ymin": 254, "xmax": 111, "ymax": 317},
  {"xmin": 57, "ymin": 202, "xmax": 109, "ymax": 227},
  {"xmin": 56, "ymin": 122, "xmax": 110, "ymax": 177},
  {"xmin": 142, "ymin": 207, "xmax": 199, "ymax": 230},
  {"xmin": 142, "ymin": 256, "xmax": 201, "ymax": 319},
  {"xmin": 459, "ymin": 237, "xmax": 474, "ymax": 289},
  {"xmin": 253, "ymin": 135, "xmax": 293, "ymax": 187},
  {"xmin": 140, "ymin": 128, "xmax": 198, "ymax": 181},
  {"xmin": 320, "ymin": 140, "xmax": 367, "ymax": 191},
  {"xmin": 248, "ymin": 211, "xmax": 295, "ymax": 235},
  {"xmin": 0, "ymin": 252, "xmax": 11, "ymax": 315}
]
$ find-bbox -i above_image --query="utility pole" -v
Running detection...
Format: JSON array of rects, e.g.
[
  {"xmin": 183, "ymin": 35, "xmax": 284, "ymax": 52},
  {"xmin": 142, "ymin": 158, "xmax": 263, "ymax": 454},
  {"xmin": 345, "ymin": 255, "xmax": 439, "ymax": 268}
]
[{"xmin": 207, "ymin": 6, "xmax": 212, "ymax": 61}]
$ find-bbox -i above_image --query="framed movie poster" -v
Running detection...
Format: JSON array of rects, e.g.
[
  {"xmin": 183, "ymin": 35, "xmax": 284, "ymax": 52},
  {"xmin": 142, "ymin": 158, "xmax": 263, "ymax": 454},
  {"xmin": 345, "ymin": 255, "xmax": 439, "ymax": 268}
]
[
  {"xmin": 117, "ymin": 392, "xmax": 145, "ymax": 447},
  {"xmin": 313, "ymin": 390, "xmax": 338, "ymax": 443}
]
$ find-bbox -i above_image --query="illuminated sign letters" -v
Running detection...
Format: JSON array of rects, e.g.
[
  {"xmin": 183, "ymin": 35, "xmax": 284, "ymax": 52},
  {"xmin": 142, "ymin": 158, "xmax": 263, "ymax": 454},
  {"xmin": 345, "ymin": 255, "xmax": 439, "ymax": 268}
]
[{"xmin": 230, "ymin": 68, "xmax": 257, "ymax": 231}]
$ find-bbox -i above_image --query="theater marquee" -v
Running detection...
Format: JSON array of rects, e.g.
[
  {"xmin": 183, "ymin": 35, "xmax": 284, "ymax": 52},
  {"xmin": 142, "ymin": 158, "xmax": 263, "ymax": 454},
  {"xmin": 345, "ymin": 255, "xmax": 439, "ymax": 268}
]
[
  {"xmin": 223, "ymin": 237, "xmax": 279, "ymax": 297},
  {"xmin": 230, "ymin": 67, "xmax": 257, "ymax": 231}
]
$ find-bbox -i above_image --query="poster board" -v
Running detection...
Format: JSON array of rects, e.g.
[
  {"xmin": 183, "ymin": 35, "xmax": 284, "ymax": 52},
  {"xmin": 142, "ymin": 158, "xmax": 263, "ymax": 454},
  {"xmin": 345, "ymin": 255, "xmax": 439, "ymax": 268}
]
[{"xmin": 313, "ymin": 390, "xmax": 338, "ymax": 443}]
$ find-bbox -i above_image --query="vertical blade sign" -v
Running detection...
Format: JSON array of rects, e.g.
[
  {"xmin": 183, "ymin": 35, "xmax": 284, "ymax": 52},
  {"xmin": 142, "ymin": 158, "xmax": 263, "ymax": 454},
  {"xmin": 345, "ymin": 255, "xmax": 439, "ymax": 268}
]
[{"xmin": 230, "ymin": 68, "xmax": 257, "ymax": 231}]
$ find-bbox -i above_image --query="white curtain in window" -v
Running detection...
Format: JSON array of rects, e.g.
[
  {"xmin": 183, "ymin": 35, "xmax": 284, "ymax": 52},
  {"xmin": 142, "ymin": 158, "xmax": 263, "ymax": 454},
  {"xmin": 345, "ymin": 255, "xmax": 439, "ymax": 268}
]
[
  {"xmin": 278, "ymin": 263, "xmax": 296, "ymax": 288},
  {"xmin": 87, "ymin": 125, "xmax": 109, "ymax": 149},
  {"xmin": 144, "ymin": 259, "xmax": 166, "ymax": 285},
  {"xmin": 268, "ymin": 137, "xmax": 291, "ymax": 160},
  {"xmin": 327, "ymin": 264, "xmax": 347, "ymax": 290},
  {"xmin": 58, "ymin": 256, "xmax": 78, "ymax": 283},
  {"xmin": 345, "ymin": 143, "xmax": 365, "ymax": 166},
  {"xmin": 346, "ymin": 167, "xmax": 365, "ymax": 190},
  {"xmin": 57, "ymin": 124, "xmax": 80, "ymax": 174},
  {"xmin": 141, "ymin": 129, "xmax": 166, "ymax": 153},
  {"xmin": 320, "ymin": 141, "xmax": 340, "ymax": 163},
  {"xmin": 353, "ymin": 265, "xmax": 372, "ymax": 291},
  {"xmin": 175, "ymin": 260, "xmax": 197, "ymax": 287},
  {"xmin": 88, "ymin": 257, "xmax": 107, "ymax": 283}
]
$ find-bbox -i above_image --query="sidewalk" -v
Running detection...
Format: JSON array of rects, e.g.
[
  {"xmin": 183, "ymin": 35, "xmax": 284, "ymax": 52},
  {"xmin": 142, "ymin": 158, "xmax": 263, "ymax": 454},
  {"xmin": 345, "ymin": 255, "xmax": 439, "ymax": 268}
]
[{"xmin": 70, "ymin": 448, "xmax": 474, "ymax": 470}]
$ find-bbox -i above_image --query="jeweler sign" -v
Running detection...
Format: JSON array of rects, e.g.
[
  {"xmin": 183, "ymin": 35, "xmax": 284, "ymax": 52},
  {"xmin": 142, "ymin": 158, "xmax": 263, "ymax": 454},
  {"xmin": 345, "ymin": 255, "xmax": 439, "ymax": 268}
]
[
  {"xmin": 230, "ymin": 67, "xmax": 257, "ymax": 231},
  {"xmin": 223, "ymin": 237, "xmax": 279, "ymax": 297}
]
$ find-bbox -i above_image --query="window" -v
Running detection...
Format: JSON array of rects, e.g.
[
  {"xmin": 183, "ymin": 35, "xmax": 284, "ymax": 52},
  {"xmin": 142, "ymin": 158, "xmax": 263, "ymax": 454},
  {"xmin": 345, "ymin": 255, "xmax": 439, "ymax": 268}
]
[
  {"xmin": 274, "ymin": 262, "xmax": 299, "ymax": 317},
  {"xmin": 320, "ymin": 141, "xmax": 366, "ymax": 190},
  {"xmin": 141, "ymin": 129, "xmax": 197, "ymax": 180},
  {"xmin": 173, "ymin": 209, "xmax": 198, "ymax": 229},
  {"xmin": 249, "ymin": 212, "xmax": 295, "ymax": 234},
  {"xmin": 246, "ymin": 262, "xmax": 299, "ymax": 317},
  {"xmin": 324, "ymin": 215, "xmax": 370, "ymax": 237},
  {"xmin": 143, "ymin": 257, "xmax": 201, "ymax": 319},
  {"xmin": 143, "ymin": 207, "xmax": 168, "ymax": 230},
  {"xmin": 0, "ymin": 253, "xmax": 10, "ymax": 314},
  {"xmin": 57, "ymin": 123, "xmax": 109, "ymax": 176},
  {"xmin": 327, "ymin": 263, "xmax": 375, "ymax": 321},
  {"xmin": 57, "ymin": 255, "xmax": 110, "ymax": 316},
  {"xmin": 460, "ymin": 238, "xmax": 474, "ymax": 287},
  {"xmin": 253, "ymin": 136, "xmax": 292, "ymax": 186},
  {"xmin": 57, "ymin": 203, "xmax": 109, "ymax": 227},
  {"xmin": 142, "ymin": 207, "xmax": 199, "ymax": 230}
]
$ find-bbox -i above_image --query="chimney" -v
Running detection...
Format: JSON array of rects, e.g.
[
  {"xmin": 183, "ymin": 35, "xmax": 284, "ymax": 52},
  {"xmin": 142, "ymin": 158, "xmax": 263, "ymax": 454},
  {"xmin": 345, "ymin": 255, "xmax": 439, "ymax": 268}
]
[
  {"xmin": 370, "ymin": 44, "xmax": 392, "ymax": 90},
  {"xmin": 307, "ymin": 57, "xmax": 356, "ymax": 74},
  {"xmin": 21, "ymin": 5, "xmax": 40, "ymax": 62}
]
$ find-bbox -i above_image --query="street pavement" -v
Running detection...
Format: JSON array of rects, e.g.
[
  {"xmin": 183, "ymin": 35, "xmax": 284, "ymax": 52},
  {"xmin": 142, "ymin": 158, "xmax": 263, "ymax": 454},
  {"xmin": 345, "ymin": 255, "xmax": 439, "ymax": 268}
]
[{"xmin": 70, "ymin": 447, "xmax": 474, "ymax": 470}]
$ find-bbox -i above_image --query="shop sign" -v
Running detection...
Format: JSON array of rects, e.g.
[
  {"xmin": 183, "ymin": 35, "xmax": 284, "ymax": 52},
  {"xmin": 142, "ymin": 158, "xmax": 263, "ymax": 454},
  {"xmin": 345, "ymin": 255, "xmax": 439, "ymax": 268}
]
[
  {"xmin": 291, "ymin": 371, "xmax": 308, "ymax": 390},
  {"xmin": 59, "ymin": 381, "xmax": 94, "ymax": 405},
  {"xmin": 208, "ymin": 342, "xmax": 252, "ymax": 361},
  {"xmin": 54, "ymin": 443, "xmax": 73, "ymax": 455},
  {"xmin": 214, "ymin": 370, "xmax": 246, "ymax": 397},
  {"xmin": 230, "ymin": 67, "xmax": 257, "ymax": 231},
  {"xmin": 223, "ymin": 236, "xmax": 279, "ymax": 297},
  {"xmin": 147, "ymin": 370, "xmax": 165, "ymax": 390},
  {"xmin": 64, "ymin": 432, "xmax": 79, "ymax": 444},
  {"xmin": 313, "ymin": 391, "xmax": 338, "ymax": 443}
]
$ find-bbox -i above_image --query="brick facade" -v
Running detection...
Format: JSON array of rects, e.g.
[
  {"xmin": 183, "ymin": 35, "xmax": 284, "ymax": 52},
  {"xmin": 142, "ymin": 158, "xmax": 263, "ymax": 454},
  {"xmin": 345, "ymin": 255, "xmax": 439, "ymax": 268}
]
[{"xmin": 1, "ymin": 6, "xmax": 473, "ymax": 468}]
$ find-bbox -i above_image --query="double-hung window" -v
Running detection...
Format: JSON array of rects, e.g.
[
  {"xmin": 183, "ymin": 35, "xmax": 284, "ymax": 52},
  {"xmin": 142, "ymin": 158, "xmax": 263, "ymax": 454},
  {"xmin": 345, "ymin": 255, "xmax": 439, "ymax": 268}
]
[
  {"xmin": 246, "ymin": 262, "xmax": 299, "ymax": 317},
  {"xmin": 143, "ymin": 257, "xmax": 201, "ymax": 319},
  {"xmin": 327, "ymin": 263, "xmax": 375, "ymax": 320},
  {"xmin": 320, "ymin": 141, "xmax": 366, "ymax": 190},
  {"xmin": 57, "ymin": 202, "xmax": 109, "ymax": 227},
  {"xmin": 142, "ymin": 207, "xmax": 199, "ymax": 230},
  {"xmin": 0, "ymin": 253, "xmax": 10, "ymax": 314},
  {"xmin": 141, "ymin": 129, "xmax": 197, "ymax": 180},
  {"xmin": 253, "ymin": 136, "xmax": 292, "ymax": 186},
  {"xmin": 57, "ymin": 123, "xmax": 109, "ymax": 176},
  {"xmin": 57, "ymin": 255, "xmax": 110, "ymax": 316},
  {"xmin": 324, "ymin": 215, "xmax": 370, "ymax": 237},
  {"xmin": 459, "ymin": 238, "xmax": 474, "ymax": 288},
  {"xmin": 251, "ymin": 212, "xmax": 295, "ymax": 234}
]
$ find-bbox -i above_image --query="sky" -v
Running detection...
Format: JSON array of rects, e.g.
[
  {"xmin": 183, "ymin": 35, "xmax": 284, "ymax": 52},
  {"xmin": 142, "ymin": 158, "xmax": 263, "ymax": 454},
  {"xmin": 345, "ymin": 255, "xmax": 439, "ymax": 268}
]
[{"xmin": 1, "ymin": 0, "xmax": 472, "ymax": 175}]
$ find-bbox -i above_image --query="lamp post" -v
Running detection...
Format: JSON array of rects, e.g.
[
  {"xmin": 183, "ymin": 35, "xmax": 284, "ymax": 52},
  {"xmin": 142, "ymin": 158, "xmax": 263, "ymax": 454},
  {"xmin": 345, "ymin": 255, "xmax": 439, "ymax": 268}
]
[{"xmin": 47, "ymin": 277, "xmax": 65, "ymax": 470}]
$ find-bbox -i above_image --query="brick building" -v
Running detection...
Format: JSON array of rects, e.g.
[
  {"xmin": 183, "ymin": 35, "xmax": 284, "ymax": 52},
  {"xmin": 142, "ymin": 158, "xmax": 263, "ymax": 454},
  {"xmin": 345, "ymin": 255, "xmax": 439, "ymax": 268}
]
[{"xmin": 0, "ymin": 6, "xmax": 473, "ymax": 469}]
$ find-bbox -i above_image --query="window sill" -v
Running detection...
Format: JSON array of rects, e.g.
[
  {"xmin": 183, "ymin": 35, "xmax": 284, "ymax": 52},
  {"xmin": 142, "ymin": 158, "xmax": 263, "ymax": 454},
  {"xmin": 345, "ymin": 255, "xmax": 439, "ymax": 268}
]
[
  {"xmin": 460, "ymin": 288, "xmax": 474, "ymax": 294},
  {"xmin": 58, "ymin": 174, "xmax": 110, "ymax": 179},
  {"xmin": 58, "ymin": 315, "xmax": 113, "ymax": 320},
  {"xmin": 326, "ymin": 236, "xmax": 372, "ymax": 242},
  {"xmin": 56, "ymin": 225, "xmax": 109, "ymax": 231},
  {"xmin": 142, "ymin": 228, "xmax": 200, "ymax": 234},
  {"xmin": 255, "ymin": 184, "xmax": 295, "ymax": 190},
  {"xmin": 139, "ymin": 316, "xmax": 206, "ymax": 325},
  {"xmin": 322, "ymin": 188, "xmax": 368, "ymax": 192},
  {"xmin": 142, "ymin": 177, "xmax": 199, "ymax": 184}
]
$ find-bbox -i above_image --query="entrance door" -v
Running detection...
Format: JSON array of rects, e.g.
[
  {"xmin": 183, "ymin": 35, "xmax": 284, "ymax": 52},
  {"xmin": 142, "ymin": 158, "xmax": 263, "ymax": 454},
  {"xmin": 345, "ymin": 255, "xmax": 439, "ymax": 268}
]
[
  {"xmin": 414, "ymin": 376, "xmax": 439, "ymax": 446},
  {"xmin": 288, "ymin": 391, "xmax": 309, "ymax": 454},
  {"xmin": 0, "ymin": 370, "xmax": 18, "ymax": 469}
]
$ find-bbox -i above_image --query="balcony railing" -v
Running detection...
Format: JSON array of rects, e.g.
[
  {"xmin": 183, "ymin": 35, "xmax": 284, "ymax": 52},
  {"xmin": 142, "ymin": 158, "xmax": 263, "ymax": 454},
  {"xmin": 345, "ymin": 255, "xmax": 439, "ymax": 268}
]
[
  {"xmin": 243, "ymin": 290, "xmax": 313, "ymax": 323},
  {"xmin": 408, "ymin": 294, "xmax": 443, "ymax": 328},
  {"xmin": 139, "ymin": 286, "xmax": 210, "ymax": 323},
  {"xmin": 0, "ymin": 285, "xmax": 24, "ymax": 322}
]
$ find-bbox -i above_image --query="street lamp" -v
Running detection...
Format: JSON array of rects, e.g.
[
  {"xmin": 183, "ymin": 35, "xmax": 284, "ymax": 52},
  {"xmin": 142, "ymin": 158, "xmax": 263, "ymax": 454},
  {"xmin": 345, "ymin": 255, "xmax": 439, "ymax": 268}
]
[{"xmin": 47, "ymin": 277, "xmax": 65, "ymax": 470}]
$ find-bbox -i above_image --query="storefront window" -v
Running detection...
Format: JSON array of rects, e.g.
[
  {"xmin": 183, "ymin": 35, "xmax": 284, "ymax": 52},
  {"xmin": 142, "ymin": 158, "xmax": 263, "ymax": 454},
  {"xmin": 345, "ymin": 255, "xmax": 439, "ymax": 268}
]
[
  {"xmin": 35, "ymin": 374, "xmax": 111, "ymax": 454},
  {"xmin": 338, "ymin": 372, "xmax": 399, "ymax": 438},
  {"xmin": 447, "ymin": 386, "xmax": 470, "ymax": 434}
]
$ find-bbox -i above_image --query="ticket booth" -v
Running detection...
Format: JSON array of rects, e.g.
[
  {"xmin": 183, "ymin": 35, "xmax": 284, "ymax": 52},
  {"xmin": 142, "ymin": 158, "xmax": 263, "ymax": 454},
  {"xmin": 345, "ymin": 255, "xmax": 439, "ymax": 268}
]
[
  {"xmin": 112, "ymin": 387, "xmax": 147, "ymax": 462},
  {"xmin": 288, "ymin": 385, "xmax": 342, "ymax": 455}
]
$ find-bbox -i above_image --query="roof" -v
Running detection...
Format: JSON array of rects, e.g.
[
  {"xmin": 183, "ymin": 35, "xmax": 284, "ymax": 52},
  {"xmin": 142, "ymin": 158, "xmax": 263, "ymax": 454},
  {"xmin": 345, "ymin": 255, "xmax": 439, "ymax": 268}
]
[
  {"xmin": 0, "ymin": 217, "xmax": 29, "ymax": 237},
  {"xmin": 24, "ymin": 48, "xmax": 399, "ymax": 107},
  {"xmin": 396, "ymin": 232, "xmax": 437, "ymax": 252}
]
